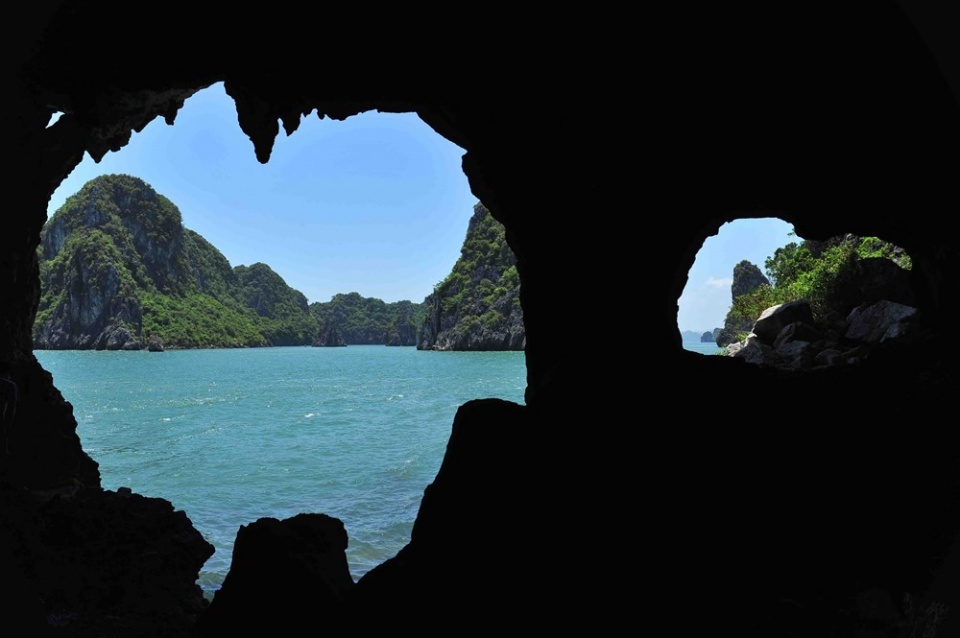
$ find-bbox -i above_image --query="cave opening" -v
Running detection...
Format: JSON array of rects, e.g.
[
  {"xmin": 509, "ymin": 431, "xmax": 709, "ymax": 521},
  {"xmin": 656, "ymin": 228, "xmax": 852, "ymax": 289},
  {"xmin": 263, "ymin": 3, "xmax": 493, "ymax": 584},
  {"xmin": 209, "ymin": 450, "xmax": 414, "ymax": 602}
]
[
  {"xmin": 33, "ymin": 83, "xmax": 528, "ymax": 597},
  {"xmin": 678, "ymin": 217, "xmax": 920, "ymax": 370},
  {"xmin": 45, "ymin": 111, "xmax": 63, "ymax": 128},
  {"xmin": 10, "ymin": 6, "xmax": 960, "ymax": 635},
  {"xmin": 677, "ymin": 217, "xmax": 795, "ymax": 351}
]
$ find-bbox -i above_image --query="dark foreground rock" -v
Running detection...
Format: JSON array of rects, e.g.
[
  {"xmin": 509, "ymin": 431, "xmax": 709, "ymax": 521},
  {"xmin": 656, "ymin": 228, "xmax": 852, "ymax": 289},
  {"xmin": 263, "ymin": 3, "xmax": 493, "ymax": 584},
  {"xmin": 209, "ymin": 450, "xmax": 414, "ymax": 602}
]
[
  {"xmin": 198, "ymin": 513, "xmax": 354, "ymax": 636},
  {"xmin": 340, "ymin": 398, "xmax": 546, "ymax": 629},
  {"xmin": 2, "ymin": 485, "xmax": 213, "ymax": 638}
]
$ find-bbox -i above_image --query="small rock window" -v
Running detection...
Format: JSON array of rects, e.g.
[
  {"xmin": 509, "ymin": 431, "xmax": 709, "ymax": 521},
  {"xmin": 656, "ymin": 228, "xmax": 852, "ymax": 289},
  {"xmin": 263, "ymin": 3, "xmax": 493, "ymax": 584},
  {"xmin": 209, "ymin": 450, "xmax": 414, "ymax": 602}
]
[{"xmin": 680, "ymin": 221, "xmax": 917, "ymax": 371}]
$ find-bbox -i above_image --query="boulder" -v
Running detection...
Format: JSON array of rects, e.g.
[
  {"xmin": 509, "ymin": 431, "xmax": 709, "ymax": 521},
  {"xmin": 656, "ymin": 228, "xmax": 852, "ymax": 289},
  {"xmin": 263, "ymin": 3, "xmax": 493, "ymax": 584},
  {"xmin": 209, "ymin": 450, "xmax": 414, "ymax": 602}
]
[
  {"xmin": 845, "ymin": 300, "xmax": 918, "ymax": 344},
  {"xmin": 752, "ymin": 301, "xmax": 815, "ymax": 343}
]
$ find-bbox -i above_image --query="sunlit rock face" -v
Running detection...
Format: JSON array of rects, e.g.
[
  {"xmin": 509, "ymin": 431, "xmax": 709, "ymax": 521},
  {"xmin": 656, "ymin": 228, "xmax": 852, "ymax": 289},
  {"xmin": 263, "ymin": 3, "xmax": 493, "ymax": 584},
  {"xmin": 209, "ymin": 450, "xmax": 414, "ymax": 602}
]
[
  {"xmin": 5, "ymin": 4, "xmax": 960, "ymax": 636},
  {"xmin": 715, "ymin": 260, "xmax": 772, "ymax": 346}
]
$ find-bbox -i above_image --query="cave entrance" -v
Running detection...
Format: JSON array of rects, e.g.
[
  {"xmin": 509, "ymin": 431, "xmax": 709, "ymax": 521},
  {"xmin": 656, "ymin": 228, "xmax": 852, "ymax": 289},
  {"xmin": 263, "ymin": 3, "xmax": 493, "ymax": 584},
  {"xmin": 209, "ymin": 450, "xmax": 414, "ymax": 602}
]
[
  {"xmin": 35, "ymin": 83, "xmax": 528, "ymax": 598},
  {"xmin": 678, "ymin": 218, "xmax": 917, "ymax": 370},
  {"xmin": 678, "ymin": 217, "xmax": 796, "ymax": 352}
]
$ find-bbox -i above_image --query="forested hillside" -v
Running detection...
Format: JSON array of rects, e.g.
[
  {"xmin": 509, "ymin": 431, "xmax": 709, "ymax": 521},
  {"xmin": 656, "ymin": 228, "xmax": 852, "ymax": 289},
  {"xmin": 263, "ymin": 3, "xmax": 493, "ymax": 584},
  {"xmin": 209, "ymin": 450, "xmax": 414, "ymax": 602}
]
[
  {"xmin": 309, "ymin": 293, "xmax": 424, "ymax": 346},
  {"xmin": 35, "ymin": 175, "xmax": 282, "ymax": 348},
  {"xmin": 34, "ymin": 175, "xmax": 422, "ymax": 350}
]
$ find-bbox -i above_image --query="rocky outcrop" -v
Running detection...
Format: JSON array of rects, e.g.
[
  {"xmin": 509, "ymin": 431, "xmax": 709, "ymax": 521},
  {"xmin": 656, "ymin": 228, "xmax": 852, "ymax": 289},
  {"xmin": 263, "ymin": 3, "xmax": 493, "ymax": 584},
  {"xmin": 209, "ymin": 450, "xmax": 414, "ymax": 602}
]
[
  {"xmin": 34, "ymin": 175, "xmax": 199, "ymax": 349},
  {"xmin": 417, "ymin": 204, "xmax": 524, "ymax": 351},
  {"xmin": 715, "ymin": 260, "xmax": 770, "ymax": 346},
  {"xmin": 34, "ymin": 175, "xmax": 326, "ymax": 350},
  {"xmin": 385, "ymin": 303, "xmax": 421, "ymax": 346},
  {"xmin": 385, "ymin": 316, "xmax": 418, "ymax": 346},
  {"xmin": 309, "ymin": 294, "xmax": 424, "ymax": 346},
  {"xmin": 1, "ymin": 485, "xmax": 213, "ymax": 638},
  {"xmin": 312, "ymin": 322, "xmax": 346, "ymax": 347},
  {"xmin": 725, "ymin": 299, "xmax": 923, "ymax": 370},
  {"xmin": 39, "ymin": 177, "xmax": 192, "ymax": 294},
  {"xmin": 722, "ymin": 239, "xmax": 925, "ymax": 370},
  {"xmin": 700, "ymin": 331, "xmax": 713, "ymax": 342},
  {"xmin": 418, "ymin": 286, "xmax": 525, "ymax": 351},
  {"xmin": 198, "ymin": 513, "xmax": 354, "ymax": 636},
  {"xmin": 34, "ymin": 227, "xmax": 145, "ymax": 350},
  {"xmin": 731, "ymin": 259, "xmax": 770, "ymax": 298},
  {"xmin": 234, "ymin": 263, "xmax": 316, "ymax": 346}
]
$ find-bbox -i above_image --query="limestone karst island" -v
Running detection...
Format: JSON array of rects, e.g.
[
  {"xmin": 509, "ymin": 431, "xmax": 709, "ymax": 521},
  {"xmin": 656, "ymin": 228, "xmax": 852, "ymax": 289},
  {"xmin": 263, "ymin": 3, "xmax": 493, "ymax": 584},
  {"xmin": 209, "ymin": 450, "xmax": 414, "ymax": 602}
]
[{"xmin": 34, "ymin": 174, "xmax": 524, "ymax": 352}]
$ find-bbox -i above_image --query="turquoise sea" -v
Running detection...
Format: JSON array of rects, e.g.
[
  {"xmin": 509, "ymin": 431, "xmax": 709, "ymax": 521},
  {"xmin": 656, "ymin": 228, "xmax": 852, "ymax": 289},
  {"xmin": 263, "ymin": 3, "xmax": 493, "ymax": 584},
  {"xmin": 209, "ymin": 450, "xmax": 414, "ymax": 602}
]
[
  {"xmin": 34, "ymin": 346, "xmax": 527, "ymax": 596},
  {"xmin": 682, "ymin": 340, "xmax": 724, "ymax": 355}
]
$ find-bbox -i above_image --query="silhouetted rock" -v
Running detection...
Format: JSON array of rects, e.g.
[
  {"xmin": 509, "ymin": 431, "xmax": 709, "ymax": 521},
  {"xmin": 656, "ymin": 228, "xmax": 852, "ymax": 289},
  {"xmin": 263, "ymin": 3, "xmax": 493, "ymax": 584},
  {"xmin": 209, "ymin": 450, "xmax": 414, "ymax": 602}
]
[
  {"xmin": 0, "ymin": 486, "xmax": 213, "ymax": 638},
  {"xmin": 199, "ymin": 513, "xmax": 354, "ymax": 636}
]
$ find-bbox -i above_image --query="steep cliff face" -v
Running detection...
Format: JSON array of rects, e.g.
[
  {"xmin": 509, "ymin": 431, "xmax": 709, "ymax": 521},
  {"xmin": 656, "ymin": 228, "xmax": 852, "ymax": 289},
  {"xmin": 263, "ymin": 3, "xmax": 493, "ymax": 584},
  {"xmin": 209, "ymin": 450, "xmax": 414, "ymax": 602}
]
[
  {"xmin": 34, "ymin": 174, "xmax": 319, "ymax": 349},
  {"xmin": 235, "ymin": 263, "xmax": 316, "ymax": 346},
  {"xmin": 417, "ymin": 203, "xmax": 524, "ymax": 351},
  {"xmin": 385, "ymin": 301, "xmax": 421, "ymax": 346},
  {"xmin": 34, "ymin": 174, "xmax": 191, "ymax": 349},
  {"xmin": 40, "ymin": 175, "xmax": 194, "ymax": 295},
  {"xmin": 311, "ymin": 321, "xmax": 347, "ymax": 347},
  {"xmin": 36, "ymin": 174, "xmax": 430, "ymax": 350},
  {"xmin": 715, "ymin": 260, "xmax": 770, "ymax": 346}
]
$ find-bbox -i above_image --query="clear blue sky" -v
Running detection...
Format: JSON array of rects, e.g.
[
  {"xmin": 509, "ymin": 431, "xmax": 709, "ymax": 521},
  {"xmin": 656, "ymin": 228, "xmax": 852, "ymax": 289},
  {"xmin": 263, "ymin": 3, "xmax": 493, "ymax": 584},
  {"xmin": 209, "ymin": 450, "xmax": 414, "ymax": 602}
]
[
  {"xmin": 46, "ymin": 82, "xmax": 795, "ymax": 325},
  {"xmin": 677, "ymin": 218, "xmax": 797, "ymax": 335},
  {"xmin": 46, "ymin": 82, "xmax": 478, "ymax": 305}
]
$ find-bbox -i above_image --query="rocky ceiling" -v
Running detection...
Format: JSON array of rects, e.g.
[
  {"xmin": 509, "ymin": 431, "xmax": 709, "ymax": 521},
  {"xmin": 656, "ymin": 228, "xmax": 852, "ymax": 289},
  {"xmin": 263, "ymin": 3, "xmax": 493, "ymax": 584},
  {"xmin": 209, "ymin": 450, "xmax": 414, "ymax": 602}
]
[{"xmin": 4, "ymin": 2, "xmax": 960, "ymax": 636}]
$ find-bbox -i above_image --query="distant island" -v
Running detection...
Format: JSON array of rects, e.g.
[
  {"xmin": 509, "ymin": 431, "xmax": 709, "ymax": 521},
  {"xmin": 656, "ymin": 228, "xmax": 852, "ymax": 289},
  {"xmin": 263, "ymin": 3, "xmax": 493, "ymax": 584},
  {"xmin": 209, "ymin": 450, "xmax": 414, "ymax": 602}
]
[
  {"xmin": 679, "ymin": 329, "xmax": 720, "ymax": 343},
  {"xmin": 33, "ymin": 174, "xmax": 524, "ymax": 351}
]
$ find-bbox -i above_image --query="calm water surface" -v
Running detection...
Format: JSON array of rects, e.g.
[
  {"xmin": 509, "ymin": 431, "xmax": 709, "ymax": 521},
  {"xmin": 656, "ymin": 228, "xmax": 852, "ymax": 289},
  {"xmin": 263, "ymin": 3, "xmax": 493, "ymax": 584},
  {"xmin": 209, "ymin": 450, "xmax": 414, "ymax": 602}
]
[
  {"xmin": 35, "ymin": 346, "xmax": 527, "ymax": 595},
  {"xmin": 682, "ymin": 340, "xmax": 724, "ymax": 355}
]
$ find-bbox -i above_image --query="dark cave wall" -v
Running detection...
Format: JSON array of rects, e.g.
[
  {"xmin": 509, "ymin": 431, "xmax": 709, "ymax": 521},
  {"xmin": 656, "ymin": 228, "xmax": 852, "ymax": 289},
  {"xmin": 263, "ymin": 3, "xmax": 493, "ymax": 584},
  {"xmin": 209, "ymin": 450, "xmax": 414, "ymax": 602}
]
[
  {"xmin": 13, "ymin": 3, "xmax": 960, "ymax": 397},
  {"xmin": 4, "ymin": 2, "xmax": 960, "ymax": 635}
]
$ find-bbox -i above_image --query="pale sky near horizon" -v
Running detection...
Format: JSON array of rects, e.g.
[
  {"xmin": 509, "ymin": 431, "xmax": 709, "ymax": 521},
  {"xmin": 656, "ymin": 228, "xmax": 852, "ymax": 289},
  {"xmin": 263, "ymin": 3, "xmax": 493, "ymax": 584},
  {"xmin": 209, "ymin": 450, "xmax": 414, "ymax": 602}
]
[
  {"xmin": 45, "ymin": 81, "xmax": 796, "ymax": 328},
  {"xmin": 46, "ymin": 83, "xmax": 477, "ymax": 306},
  {"xmin": 677, "ymin": 218, "xmax": 797, "ymax": 335}
]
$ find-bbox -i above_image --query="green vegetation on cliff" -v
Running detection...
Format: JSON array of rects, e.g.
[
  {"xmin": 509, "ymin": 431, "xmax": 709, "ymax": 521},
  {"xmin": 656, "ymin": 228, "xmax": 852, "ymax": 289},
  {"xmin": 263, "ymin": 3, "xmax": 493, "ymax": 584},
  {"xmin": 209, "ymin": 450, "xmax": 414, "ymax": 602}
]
[
  {"xmin": 309, "ymin": 293, "xmax": 425, "ymax": 346},
  {"xmin": 140, "ymin": 292, "xmax": 267, "ymax": 348},
  {"xmin": 713, "ymin": 260, "xmax": 771, "ymax": 347},
  {"xmin": 235, "ymin": 263, "xmax": 316, "ymax": 346},
  {"xmin": 418, "ymin": 203, "xmax": 524, "ymax": 351},
  {"xmin": 35, "ymin": 175, "xmax": 316, "ymax": 349},
  {"xmin": 34, "ymin": 174, "xmax": 428, "ymax": 350},
  {"xmin": 721, "ymin": 233, "xmax": 912, "ymax": 344}
]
